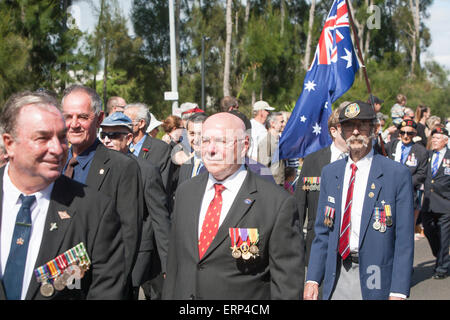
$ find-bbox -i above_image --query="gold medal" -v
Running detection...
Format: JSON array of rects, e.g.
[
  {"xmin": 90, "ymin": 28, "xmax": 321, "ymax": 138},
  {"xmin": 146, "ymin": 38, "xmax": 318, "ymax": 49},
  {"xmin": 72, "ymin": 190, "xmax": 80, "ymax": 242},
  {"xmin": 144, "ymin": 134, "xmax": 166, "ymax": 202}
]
[{"xmin": 40, "ymin": 282, "xmax": 54, "ymax": 297}]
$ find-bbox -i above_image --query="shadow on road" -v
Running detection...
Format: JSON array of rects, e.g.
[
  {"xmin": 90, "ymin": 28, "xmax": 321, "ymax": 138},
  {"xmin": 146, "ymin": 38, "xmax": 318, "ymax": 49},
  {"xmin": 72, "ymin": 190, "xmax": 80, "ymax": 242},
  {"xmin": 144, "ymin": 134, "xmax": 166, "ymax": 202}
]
[{"xmin": 411, "ymin": 259, "xmax": 435, "ymax": 287}]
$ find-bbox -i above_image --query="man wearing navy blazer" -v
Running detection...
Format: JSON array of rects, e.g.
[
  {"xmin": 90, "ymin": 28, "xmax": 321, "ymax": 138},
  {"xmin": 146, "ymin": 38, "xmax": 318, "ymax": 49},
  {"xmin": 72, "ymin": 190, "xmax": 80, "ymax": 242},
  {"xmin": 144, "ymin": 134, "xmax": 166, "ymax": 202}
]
[
  {"xmin": 304, "ymin": 101, "xmax": 414, "ymax": 300},
  {"xmin": 163, "ymin": 113, "xmax": 305, "ymax": 300}
]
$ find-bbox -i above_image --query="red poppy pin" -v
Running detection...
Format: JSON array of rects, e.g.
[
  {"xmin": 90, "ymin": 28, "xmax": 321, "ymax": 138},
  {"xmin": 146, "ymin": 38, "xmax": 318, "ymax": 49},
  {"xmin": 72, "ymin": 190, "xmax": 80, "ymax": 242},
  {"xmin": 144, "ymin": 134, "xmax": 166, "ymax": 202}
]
[{"xmin": 143, "ymin": 148, "xmax": 149, "ymax": 152}]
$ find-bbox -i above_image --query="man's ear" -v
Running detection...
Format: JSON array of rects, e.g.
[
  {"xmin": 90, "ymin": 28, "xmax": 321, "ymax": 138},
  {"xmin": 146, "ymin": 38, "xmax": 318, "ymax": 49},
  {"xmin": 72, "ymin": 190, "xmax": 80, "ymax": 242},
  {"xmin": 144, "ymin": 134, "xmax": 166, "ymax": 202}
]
[
  {"xmin": 2, "ymin": 133, "xmax": 15, "ymax": 158},
  {"xmin": 138, "ymin": 119, "xmax": 146, "ymax": 131},
  {"xmin": 330, "ymin": 126, "xmax": 338, "ymax": 139},
  {"xmin": 126, "ymin": 133, "xmax": 134, "ymax": 146},
  {"xmin": 96, "ymin": 111, "xmax": 105, "ymax": 129}
]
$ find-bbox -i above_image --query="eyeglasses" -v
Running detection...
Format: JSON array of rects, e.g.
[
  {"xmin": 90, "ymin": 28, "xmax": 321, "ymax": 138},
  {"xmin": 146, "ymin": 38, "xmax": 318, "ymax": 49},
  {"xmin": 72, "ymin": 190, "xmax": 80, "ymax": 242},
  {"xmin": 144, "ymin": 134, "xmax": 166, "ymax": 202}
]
[
  {"xmin": 341, "ymin": 121, "xmax": 371, "ymax": 131},
  {"xmin": 399, "ymin": 130, "xmax": 415, "ymax": 136},
  {"xmin": 201, "ymin": 137, "xmax": 244, "ymax": 147},
  {"xmin": 100, "ymin": 131, "xmax": 129, "ymax": 140}
]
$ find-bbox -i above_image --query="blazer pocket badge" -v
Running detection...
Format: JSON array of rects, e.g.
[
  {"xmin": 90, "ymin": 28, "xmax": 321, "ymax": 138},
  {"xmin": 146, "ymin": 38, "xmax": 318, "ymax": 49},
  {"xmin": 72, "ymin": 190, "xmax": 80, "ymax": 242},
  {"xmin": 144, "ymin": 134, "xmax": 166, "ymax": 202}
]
[{"xmin": 323, "ymin": 206, "xmax": 335, "ymax": 228}]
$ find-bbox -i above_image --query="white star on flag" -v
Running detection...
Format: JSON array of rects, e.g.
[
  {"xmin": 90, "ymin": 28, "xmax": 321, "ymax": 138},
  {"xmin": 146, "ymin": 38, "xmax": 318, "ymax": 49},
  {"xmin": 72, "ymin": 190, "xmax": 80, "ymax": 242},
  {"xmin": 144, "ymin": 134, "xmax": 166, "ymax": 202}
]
[
  {"xmin": 304, "ymin": 80, "xmax": 316, "ymax": 92},
  {"xmin": 312, "ymin": 123, "xmax": 321, "ymax": 135},
  {"xmin": 341, "ymin": 48, "xmax": 352, "ymax": 69},
  {"xmin": 300, "ymin": 115, "xmax": 307, "ymax": 123},
  {"xmin": 324, "ymin": 102, "xmax": 329, "ymax": 109}
]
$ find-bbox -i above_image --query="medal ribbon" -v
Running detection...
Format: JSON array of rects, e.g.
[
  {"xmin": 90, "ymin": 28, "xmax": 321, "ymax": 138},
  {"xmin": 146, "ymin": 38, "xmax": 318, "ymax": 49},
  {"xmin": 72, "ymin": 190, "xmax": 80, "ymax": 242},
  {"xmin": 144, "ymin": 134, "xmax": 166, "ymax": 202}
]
[
  {"xmin": 248, "ymin": 228, "xmax": 259, "ymax": 245},
  {"xmin": 239, "ymin": 228, "xmax": 249, "ymax": 246}
]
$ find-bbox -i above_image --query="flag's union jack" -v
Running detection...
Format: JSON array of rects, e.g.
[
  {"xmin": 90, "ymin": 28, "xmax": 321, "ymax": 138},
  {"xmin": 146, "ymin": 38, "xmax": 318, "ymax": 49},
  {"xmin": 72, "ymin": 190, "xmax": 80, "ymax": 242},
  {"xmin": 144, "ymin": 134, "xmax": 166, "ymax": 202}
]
[{"xmin": 279, "ymin": 0, "xmax": 359, "ymax": 160}]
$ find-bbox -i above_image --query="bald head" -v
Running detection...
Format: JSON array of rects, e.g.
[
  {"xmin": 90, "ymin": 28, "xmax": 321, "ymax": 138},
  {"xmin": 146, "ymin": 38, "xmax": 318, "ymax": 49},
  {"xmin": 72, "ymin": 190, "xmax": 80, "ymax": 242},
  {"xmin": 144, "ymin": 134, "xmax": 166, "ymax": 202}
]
[{"xmin": 201, "ymin": 112, "xmax": 249, "ymax": 181}]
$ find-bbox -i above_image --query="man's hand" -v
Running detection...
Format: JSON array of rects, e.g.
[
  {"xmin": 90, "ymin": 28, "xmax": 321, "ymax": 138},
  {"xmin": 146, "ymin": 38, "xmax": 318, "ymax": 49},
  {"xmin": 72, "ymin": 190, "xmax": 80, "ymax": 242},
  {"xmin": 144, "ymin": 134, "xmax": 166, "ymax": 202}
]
[
  {"xmin": 388, "ymin": 296, "xmax": 405, "ymax": 300},
  {"xmin": 303, "ymin": 282, "xmax": 319, "ymax": 300}
]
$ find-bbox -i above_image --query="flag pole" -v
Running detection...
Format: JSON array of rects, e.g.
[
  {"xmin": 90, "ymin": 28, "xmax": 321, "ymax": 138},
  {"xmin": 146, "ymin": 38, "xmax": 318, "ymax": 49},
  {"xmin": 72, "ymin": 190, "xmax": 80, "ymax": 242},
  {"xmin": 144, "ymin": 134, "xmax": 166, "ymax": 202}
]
[
  {"xmin": 345, "ymin": 0, "xmax": 387, "ymax": 156},
  {"xmin": 345, "ymin": 0, "xmax": 373, "ymax": 105}
]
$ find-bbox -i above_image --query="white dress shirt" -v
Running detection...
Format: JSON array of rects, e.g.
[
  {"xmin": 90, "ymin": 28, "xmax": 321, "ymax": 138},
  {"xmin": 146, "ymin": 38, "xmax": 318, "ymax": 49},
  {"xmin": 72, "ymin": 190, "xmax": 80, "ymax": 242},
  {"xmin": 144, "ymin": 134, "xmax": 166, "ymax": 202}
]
[
  {"xmin": 248, "ymin": 119, "xmax": 267, "ymax": 160},
  {"xmin": 198, "ymin": 165, "xmax": 247, "ymax": 238},
  {"xmin": 1, "ymin": 164, "xmax": 53, "ymax": 299},
  {"xmin": 341, "ymin": 149, "xmax": 374, "ymax": 253},
  {"xmin": 330, "ymin": 142, "xmax": 348, "ymax": 163},
  {"xmin": 431, "ymin": 147, "xmax": 447, "ymax": 170}
]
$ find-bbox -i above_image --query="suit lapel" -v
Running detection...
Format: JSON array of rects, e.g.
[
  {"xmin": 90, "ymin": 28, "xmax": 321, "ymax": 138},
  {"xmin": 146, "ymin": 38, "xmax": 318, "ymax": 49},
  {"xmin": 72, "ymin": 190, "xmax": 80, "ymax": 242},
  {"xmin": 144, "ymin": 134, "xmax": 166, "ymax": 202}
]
[
  {"xmin": 25, "ymin": 177, "xmax": 78, "ymax": 299},
  {"xmin": 359, "ymin": 155, "xmax": 383, "ymax": 248},
  {"xmin": 0, "ymin": 167, "xmax": 5, "ymax": 299},
  {"xmin": 333, "ymin": 160, "xmax": 346, "ymax": 243},
  {"xmin": 138, "ymin": 136, "xmax": 152, "ymax": 160},
  {"xmin": 186, "ymin": 173, "xmax": 208, "ymax": 259},
  {"xmin": 200, "ymin": 170, "xmax": 257, "ymax": 261},
  {"xmin": 86, "ymin": 144, "xmax": 110, "ymax": 191}
]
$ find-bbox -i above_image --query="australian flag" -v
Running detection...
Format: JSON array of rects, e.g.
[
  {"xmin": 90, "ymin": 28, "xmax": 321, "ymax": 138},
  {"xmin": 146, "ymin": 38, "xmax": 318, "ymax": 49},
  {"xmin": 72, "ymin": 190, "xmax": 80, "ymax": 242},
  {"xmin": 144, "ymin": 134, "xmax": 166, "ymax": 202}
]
[{"xmin": 279, "ymin": 0, "xmax": 359, "ymax": 160}]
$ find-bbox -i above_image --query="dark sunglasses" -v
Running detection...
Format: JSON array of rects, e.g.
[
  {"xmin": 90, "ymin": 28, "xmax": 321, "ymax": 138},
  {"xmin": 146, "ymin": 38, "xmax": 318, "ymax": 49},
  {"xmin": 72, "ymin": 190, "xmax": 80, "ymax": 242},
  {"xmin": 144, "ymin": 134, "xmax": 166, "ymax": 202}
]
[
  {"xmin": 399, "ymin": 130, "xmax": 415, "ymax": 136},
  {"xmin": 100, "ymin": 131, "xmax": 129, "ymax": 140}
]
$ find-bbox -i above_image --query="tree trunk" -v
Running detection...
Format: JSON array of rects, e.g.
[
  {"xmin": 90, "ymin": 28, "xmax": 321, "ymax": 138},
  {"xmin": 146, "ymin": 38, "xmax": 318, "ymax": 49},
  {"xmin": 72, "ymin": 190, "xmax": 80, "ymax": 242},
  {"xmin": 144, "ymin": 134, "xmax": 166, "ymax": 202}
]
[
  {"xmin": 280, "ymin": 0, "xmax": 285, "ymax": 37},
  {"xmin": 102, "ymin": 40, "xmax": 109, "ymax": 113},
  {"xmin": 245, "ymin": 0, "xmax": 250, "ymax": 24},
  {"xmin": 223, "ymin": 0, "xmax": 232, "ymax": 97},
  {"xmin": 409, "ymin": 0, "xmax": 420, "ymax": 75},
  {"xmin": 303, "ymin": 0, "xmax": 315, "ymax": 70}
]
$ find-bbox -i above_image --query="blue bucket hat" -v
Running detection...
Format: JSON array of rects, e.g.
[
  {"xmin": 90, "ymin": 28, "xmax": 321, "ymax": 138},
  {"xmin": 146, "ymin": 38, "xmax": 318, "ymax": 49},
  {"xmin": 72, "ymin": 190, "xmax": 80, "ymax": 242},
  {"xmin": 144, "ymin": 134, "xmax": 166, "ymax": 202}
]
[{"xmin": 101, "ymin": 112, "xmax": 133, "ymax": 130}]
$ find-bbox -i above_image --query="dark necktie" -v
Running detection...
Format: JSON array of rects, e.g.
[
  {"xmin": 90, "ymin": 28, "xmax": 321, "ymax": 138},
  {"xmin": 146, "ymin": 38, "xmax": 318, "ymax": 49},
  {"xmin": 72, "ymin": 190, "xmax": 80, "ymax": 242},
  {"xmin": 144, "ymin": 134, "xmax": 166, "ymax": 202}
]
[
  {"xmin": 339, "ymin": 163, "xmax": 357, "ymax": 260},
  {"xmin": 431, "ymin": 151, "xmax": 440, "ymax": 177},
  {"xmin": 3, "ymin": 194, "xmax": 36, "ymax": 300},
  {"xmin": 64, "ymin": 157, "xmax": 78, "ymax": 179},
  {"xmin": 198, "ymin": 184, "xmax": 226, "ymax": 259}
]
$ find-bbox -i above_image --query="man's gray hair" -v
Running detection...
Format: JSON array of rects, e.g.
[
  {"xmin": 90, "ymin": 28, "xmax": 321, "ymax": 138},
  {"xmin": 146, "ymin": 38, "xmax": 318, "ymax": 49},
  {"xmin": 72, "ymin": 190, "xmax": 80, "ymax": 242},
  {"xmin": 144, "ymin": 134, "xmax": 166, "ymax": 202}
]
[
  {"xmin": 266, "ymin": 112, "xmax": 283, "ymax": 124},
  {"xmin": 0, "ymin": 91, "xmax": 60, "ymax": 137},
  {"xmin": 125, "ymin": 103, "xmax": 151, "ymax": 130},
  {"xmin": 62, "ymin": 84, "xmax": 103, "ymax": 115}
]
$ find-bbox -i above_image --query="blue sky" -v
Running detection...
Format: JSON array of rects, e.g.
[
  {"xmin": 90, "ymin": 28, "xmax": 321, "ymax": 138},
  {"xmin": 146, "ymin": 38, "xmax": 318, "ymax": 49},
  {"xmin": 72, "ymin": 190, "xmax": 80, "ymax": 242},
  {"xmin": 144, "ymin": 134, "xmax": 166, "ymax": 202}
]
[{"xmin": 71, "ymin": 0, "xmax": 450, "ymax": 71}]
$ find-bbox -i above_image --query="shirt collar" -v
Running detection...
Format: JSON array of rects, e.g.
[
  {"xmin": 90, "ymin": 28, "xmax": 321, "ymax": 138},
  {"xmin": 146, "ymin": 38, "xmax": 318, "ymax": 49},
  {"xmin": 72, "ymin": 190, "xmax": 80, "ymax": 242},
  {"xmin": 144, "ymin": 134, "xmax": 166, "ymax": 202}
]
[
  {"xmin": 131, "ymin": 134, "xmax": 147, "ymax": 148},
  {"xmin": 206, "ymin": 165, "xmax": 247, "ymax": 192},
  {"xmin": 69, "ymin": 139, "xmax": 100, "ymax": 169},
  {"xmin": 3, "ymin": 163, "xmax": 54, "ymax": 206},
  {"xmin": 347, "ymin": 148, "xmax": 374, "ymax": 170}
]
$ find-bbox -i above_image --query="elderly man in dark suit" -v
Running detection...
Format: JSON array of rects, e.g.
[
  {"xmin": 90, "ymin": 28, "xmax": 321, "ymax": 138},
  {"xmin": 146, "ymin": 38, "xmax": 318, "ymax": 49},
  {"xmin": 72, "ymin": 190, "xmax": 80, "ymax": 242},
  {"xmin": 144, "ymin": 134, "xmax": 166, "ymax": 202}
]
[
  {"xmin": 99, "ymin": 112, "xmax": 171, "ymax": 299},
  {"xmin": 61, "ymin": 85, "xmax": 144, "ymax": 298},
  {"xmin": 295, "ymin": 107, "xmax": 348, "ymax": 265},
  {"xmin": 0, "ymin": 91, "xmax": 125, "ymax": 299},
  {"xmin": 385, "ymin": 119, "xmax": 427, "ymax": 227},
  {"xmin": 421, "ymin": 125, "xmax": 450, "ymax": 280},
  {"xmin": 124, "ymin": 103, "xmax": 173, "ymax": 192},
  {"xmin": 163, "ymin": 112, "xmax": 305, "ymax": 300}
]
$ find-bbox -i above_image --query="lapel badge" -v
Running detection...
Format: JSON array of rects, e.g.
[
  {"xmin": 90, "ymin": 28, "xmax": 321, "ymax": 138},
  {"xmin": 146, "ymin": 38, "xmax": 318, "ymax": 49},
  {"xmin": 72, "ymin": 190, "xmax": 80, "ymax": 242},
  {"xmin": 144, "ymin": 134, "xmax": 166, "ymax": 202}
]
[
  {"xmin": 371, "ymin": 183, "xmax": 375, "ymax": 190},
  {"xmin": 58, "ymin": 210, "xmax": 71, "ymax": 219},
  {"xmin": 50, "ymin": 222, "xmax": 58, "ymax": 231},
  {"xmin": 16, "ymin": 237, "xmax": 25, "ymax": 245},
  {"xmin": 99, "ymin": 169, "xmax": 105, "ymax": 175},
  {"xmin": 244, "ymin": 198, "xmax": 252, "ymax": 205},
  {"xmin": 368, "ymin": 192, "xmax": 374, "ymax": 198}
]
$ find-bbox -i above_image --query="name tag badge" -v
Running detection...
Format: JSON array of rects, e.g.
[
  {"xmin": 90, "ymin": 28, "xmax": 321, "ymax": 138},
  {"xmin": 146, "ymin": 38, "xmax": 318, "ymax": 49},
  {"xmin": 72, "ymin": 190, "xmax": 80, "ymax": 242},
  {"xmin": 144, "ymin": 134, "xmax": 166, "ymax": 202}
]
[{"xmin": 328, "ymin": 196, "xmax": 335, "ymax": 204}]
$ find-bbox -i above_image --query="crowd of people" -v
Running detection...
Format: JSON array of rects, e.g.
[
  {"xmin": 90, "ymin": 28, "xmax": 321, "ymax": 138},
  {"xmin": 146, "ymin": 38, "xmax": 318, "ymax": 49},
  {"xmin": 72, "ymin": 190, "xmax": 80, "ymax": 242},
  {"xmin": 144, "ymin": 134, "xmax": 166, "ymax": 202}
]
[{"xmin": 0, "ymin": 86, "xmax": 448, "ymax": 300}]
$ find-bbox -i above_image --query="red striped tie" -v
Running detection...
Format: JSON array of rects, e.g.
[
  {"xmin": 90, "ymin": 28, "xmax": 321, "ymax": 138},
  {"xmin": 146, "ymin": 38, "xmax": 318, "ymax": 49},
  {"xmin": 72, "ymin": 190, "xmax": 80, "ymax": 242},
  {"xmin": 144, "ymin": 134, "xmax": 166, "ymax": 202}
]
[
  {"xmin": 339, "ymin": 163, "xmax": 358, "ymax": 260},
  {"xmin": 198, "ymin": 184, "xmax": 226, "ymax": 259}
]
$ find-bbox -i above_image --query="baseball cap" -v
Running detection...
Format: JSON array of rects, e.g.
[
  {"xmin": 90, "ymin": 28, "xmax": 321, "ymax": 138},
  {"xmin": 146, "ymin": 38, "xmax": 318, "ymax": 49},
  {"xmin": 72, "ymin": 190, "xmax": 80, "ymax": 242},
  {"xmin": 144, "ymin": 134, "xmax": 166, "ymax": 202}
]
[
  {"xmin": 101, "ymin": 112, "xmax": 133, "ymax": 130},
  {"xmin": 253, "ymin": 100, "xmax": 275, "ymax": 111},
  {"xmin": 339, "ymin": 100, "xmax": 376, "ymax": 123},
  {"xmin": 146, "ymin": 113, "xmax": 163, "ymax": 133}
]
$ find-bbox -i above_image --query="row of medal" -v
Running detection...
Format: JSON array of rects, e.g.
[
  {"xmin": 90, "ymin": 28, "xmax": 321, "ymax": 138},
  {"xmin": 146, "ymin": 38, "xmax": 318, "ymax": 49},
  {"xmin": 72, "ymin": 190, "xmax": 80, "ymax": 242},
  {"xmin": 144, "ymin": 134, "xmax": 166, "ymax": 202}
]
[
  {"xmin": 302, "ymin": 177, "xmax": 321, "ymax": 191},
  {"xmin": 373, "ymin": 205, "xmax": 393, "ymax": 232},
  {"xmin": 229, "ymin": 228, "xmax": 259, "ymax": 260},
  {"xmin": 323, "ymin": 204, "xmax": 393, "ymax": 232},
  {"xmin": 404, "ymin": 154, "xmax": 417, "ymax": 167},
  {"xmin": 34, "ymin": 242, "xmax": 91, "ymax": 297}
]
